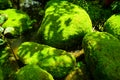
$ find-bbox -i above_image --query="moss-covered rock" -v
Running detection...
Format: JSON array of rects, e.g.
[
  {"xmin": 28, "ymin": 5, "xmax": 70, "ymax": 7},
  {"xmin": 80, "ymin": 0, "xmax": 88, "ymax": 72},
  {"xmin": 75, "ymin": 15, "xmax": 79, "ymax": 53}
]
[
  {"xmin": 0, "ymin": 0, "xmax": 12, "ymax": 9},
  {"xmin": 82, "ymin": 31, "xmax": 120, "ymax": 80},
  {"xmin": 17, "ymin": 42, "xmax": 76, "ymax": 78},
  {"xmin": 15, "ymin": 65, "xmax": 54, "ymax": 80},
  {"xmin": 37, "ymin": 0, "xmax": 92, "ymax": 50},
  {"xmin": 104, "ymin": 14, "xmax": 120, "ymax": 40},
  {"xmin": 0, "ymin": 9, "xmax": 33, "ymax": 37}
]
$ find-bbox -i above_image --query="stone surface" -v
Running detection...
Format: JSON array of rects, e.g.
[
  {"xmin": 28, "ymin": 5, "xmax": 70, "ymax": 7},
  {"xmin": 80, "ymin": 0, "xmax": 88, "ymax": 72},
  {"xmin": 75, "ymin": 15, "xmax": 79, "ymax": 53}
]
[
  {"xmin": 104, "ymin": 14, "xmax": 120, "ymax": 40},
  {"xmin": 37, "ymin": 0, "xmax": 92, "ymax": 50},
  {"xmin": 82, "ymin": 31, "xmax": 120, "ymax": 80},
  {"xmin": 15, "ymin": 65, "xmax": 54, "ymax": 80},
  {"xmin": 0, "ymin": 9, "xmax": 32, "ymax": 37},
  {"xmin": 17, "ymin": 42, "xmax": 76, "ymax": 78}
]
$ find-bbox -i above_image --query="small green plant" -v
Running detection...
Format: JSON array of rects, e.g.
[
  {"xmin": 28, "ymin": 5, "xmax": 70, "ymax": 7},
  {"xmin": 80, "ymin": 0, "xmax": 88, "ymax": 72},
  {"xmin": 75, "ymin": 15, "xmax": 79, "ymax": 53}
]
[{"xmin": 111, "ymin": 1, "xmax": 120, "ymax": 14}]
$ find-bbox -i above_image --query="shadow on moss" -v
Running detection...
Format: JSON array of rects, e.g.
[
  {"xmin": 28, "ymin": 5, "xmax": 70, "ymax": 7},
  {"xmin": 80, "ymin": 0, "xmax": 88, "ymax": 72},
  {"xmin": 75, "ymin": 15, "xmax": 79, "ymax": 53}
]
[
  {"xmin": 37, "ymin": 0, "xmax": 92, "ymax": 51},
  {"xmin": 17, "ymin": 42, "xmax": 76, "ymax": 78}
]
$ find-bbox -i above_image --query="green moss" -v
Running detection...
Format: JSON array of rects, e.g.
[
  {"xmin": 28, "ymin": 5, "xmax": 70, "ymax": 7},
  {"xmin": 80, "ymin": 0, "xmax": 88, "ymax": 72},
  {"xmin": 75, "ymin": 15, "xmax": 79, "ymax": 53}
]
[
  {"xmin": 0, "ymin": 9, "xmax": 32, "ymax": 37},
  {"xmin": 37, "ymin": 0, "xmax": 92, "ymax": 50},
  {"xmin": 16, "ymin": 65, "xmax": 54, "ymax": 80},
  {"xmin": 17, "ymin": 42, "xmax": 76, "ymax": 78},
  {"xmin": 82, "ymin": 32, "xmax": 120, "ymax": 80},
  {"xmin": 104, "ymin": 14, "xmax": 120, "ymax": 40}
]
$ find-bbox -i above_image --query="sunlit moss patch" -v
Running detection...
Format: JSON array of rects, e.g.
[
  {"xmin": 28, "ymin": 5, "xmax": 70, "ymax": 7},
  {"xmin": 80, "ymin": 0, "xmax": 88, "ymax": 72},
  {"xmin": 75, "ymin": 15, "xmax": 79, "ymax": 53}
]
[{"xmin": 17, "ymin": 42, "xmax": 76, "ymax": 78}]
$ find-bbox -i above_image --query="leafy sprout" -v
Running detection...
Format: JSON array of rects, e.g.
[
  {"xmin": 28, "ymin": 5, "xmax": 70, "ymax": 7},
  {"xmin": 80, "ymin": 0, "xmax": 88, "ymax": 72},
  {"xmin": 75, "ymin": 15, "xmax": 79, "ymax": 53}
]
[
  {"xmin": 111, "ymin": 1, "xmax": 120, "ymax": 14},
  {"xmin": 0, "ymin": 14, "xmax": 8, "ymax": 26}
]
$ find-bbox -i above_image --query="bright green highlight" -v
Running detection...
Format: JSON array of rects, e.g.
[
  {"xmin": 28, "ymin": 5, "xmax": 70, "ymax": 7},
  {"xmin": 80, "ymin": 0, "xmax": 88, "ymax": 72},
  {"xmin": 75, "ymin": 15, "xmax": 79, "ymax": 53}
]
[
  {"xmin": 37, "ymin": 0, "xmax": 92, "ymax": 50},
  {"xmin": 0, "ymin": 9, "xmax": 32, "ymax": 36},
  {"xmin": 17, "ymin": 42, "xmax": 76, "ymax": 78}
]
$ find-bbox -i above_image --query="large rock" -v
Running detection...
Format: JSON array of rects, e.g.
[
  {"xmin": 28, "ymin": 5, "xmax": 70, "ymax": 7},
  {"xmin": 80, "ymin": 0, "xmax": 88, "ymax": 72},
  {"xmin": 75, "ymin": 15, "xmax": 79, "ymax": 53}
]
[
  {"xmin": 0, "ymin": 9, "xmax": 33, "ymax": 37},
  {"xmin": 37, "ymin": 0, "xmax": 92, "ymax": 50},
  {"xmin": 82, "ymin": 31, "xmax": 120, "ymax": 80},
  {"xmin": 15, "ymin": 65, "xmax": 54, "ymax": 80},
  {"xmin": 104, "ymin": 14, "xmax": 120, "ymax": 40},
  {"xmin": 17, "ymin": 42, "xmax": 76, "ymax": 78}
]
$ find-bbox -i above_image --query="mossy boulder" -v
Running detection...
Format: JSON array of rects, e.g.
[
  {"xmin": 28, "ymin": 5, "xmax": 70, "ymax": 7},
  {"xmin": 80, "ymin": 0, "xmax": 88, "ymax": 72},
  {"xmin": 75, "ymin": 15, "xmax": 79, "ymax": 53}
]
[
  {"xmin": 0, "ymin": 9, "xmax": 33, "ymax": 37},
  {"xmin": 0, "ymin": 0, "xmax": 12, "ymax": 9},
  {"xmin": 15, "ymin": 65, "xmax": 54, "ymax": 80},
  {"xmin": 104, "ymin": 14, "xmax": 120, "ymax": 40},
  {"xmin": 17, "ymin": 42, "xmax": 76, "ymax": 78},
  {"xmin": 37, "ymin": 0, "xmax": 92, "ymax": 50},
  {"xmin": 82, "ymin": 32, "xmax": 120, "ymax": 80}
]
